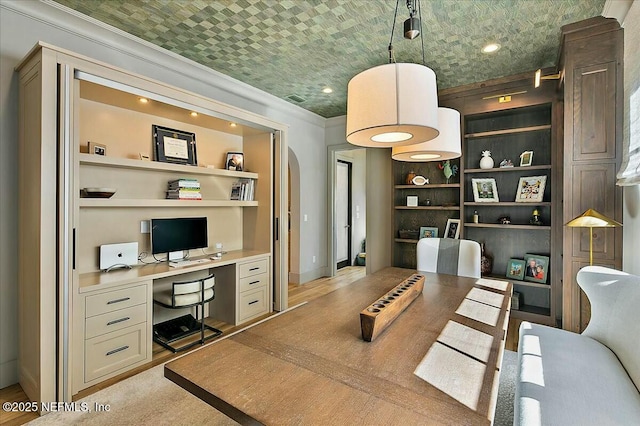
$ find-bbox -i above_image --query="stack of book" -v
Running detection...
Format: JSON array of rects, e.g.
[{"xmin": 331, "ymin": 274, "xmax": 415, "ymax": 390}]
[
  {"xmin": 230, "ymin": 178, "xmax": 255, "ymax": 201},
  {"xmin": 167, "ymin": 178, "xmax": 202, "ymax": 200}
]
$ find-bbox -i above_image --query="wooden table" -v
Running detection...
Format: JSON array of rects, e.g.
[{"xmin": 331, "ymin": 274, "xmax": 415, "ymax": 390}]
[{"xmin": 165, "ymin": 267, "xmax": 512, "ymax": 425}]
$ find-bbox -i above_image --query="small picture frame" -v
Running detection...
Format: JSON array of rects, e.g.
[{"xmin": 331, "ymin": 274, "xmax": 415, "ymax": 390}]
[
  {"xmin": 524, "ymin": 254, "xmax": 550, "ymax": 284},
  {"xmin": 419, "ymin": 226, "xmax": 438, "ymax": 239},
  {"xmin": 506, "ymin": 258, "xmax": 526, "ymax": 281},
  {"xmin": 406, "ymin": 196, "xmax": 418, "ymax": 207},
  {"xmin": 226, "ymin": 152, "xmax": 244, "ymax": 171},
  {"xmin": 515, "ymin": 175, "xmax": 547, "ymax": 203},
  {"xmin": 520, "ymin": 151, "xmax": 533, "ymax": 167},
  {"xmin": 471, "ymin": 178, "xmax": 499, "ymax": 202},
  {"xmin": 88, "ymin": 142, "xmax": 106, "ymax": 156},
  {"xmin": 444, "ymin": 219, "xmax": 461, "ymax": 239},
  {"xmin": 153, "ymin": 125, "xmax": 197, "ymax": 166}
]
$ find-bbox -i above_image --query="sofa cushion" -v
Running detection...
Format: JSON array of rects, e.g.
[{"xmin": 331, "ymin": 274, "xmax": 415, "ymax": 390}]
[
  {"xmin": 577, "ymin": 266, "xmax": 640, "ymax": 391},
  {"xmin": 515, "ymin": 322, "xmax": 640, "ymax": 425}
]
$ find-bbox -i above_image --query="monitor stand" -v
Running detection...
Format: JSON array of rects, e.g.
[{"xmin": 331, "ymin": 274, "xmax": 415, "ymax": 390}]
[{"xmin": 168, "ymin": 250, "xmax": 184, "ymax": 261}]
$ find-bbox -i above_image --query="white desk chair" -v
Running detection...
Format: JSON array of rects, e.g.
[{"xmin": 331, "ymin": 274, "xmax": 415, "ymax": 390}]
[
  {"xmin": 153, "ymin": 274, "xmax": 222, "ymax": 352},
  {"xmin": 416, "ymin": 238, "xmax": 481, "ymax": 278}
]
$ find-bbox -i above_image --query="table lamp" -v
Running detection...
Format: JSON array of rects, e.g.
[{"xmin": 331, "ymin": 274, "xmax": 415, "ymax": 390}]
[{"xmin": 566, "ymin": 209, "xmax": 622, "ymax": 265}]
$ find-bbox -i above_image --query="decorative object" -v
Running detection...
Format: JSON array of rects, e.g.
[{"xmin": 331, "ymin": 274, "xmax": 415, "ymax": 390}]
[
  {"xmin": 479, "ymin": 150, "xmax": 494, "ymax": 169},
  {"xmin": 406, "ymin": 196, "xmax": 418, "ymax": 207},
  {"xmin": 499, "ymin": 159, "xmax": 514, "ymax": 168},
  {"xmin": 411, "ymin": 175, "xmax": 429, "ymax": 185},
  {"xmin": 398, "ymin": 230, "xmax": 419, "ymax": 240},
  {"xmin": 480, "ymin": 242, "xmax": 493, "ymax": 275},
  {"xmin": 519, "ymin": 150, "xmax": 533, "ymax": 166},
  {"xmin": 419, "ymin": 226, "xmax": 438, "ymax": 238},
  {"xmin": 225, "ymin": 152, "xmax": 244, "ymax": 171},
  {"xmin": 506, "ymin": 259, "xmax": 526, "ymax": 280},
  {"xmin": 88, "ymin": 141, "xmax": 106, "ymax": 156},
  {"xmin": 515, "ymin": 175, "xmax": 546, "ymax": 203},
  {"xmin": 565, "ymin": 209, "xmax": 622, "ymax": 265},
  {"xmin": 153, "ymin": 125, "xmax": 197, "ymax": 166},
  {"xmin": 530, "ymin": 208, "xmax": 543, "ymax": 225},
  {"xmin": 472, "ymin": 210, "xmax": 479, "ymax": 223},
  {"xmin": 524, "ymin": 254, "xmax": 550, "ymax": 284},
  {"xmin": 359, "ymin": 273, "xmax": 425, "ymax": 342},
  {"xmin": 391, "ymin": 107, "xmax": 462, "ymax": 161},
  {"xmin": 472, "ymin": 178, "xmax": 499, "ymax": 202},
  {"xmin": 139, "ymin": 153, "xmax": 150, "ymax": 161},
  {"xmin": 346, "ymin": 0, "xmax": 439, "ymax": 148},
  {"xmin": 405, "ymin": 171, "xmax": 416, "ymax": 184},
  {"xmin": 80, "ymin": 187, "xmax": 116, "ymax": 198},
  {"xmin": 511, "ymin": 291, "xmax": 521, "ymax": 310},
  {"xmin": 498, "ymin": 216, "xmax": 511, "ymax": 225},
  {"xmin": 444, "ymin": 219, "xmax": 460, "ymax": 239},
  {"xmin": 424, "ymin": 199, "xmax": 431, "ymax": 206},
  {"xmin": 438, "ymin": 160, "xmax": 459, "ymax": 183}
]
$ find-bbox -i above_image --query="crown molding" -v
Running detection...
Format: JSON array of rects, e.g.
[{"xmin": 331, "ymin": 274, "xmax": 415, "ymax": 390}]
[{"xmin": 602, "ymin": 0, "xmax": 634, "ymax": 24}]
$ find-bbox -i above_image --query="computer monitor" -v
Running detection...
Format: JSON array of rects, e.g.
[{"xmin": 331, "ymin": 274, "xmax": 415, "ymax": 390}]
[{"xmin": 151, "ymin": 217, "xmax": 208, "ymax": 259}]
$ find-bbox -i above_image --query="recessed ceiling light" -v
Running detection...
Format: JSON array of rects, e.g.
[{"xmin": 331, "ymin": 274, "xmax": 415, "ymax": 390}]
[
  {"xmin": 139, "ymin": 97, "xmax": 149, "ymax": 103},
  {"xmin": 481, "ymin": 43, "xmax": 501, "ymax": 54},
  {"xmin": 190, "ymin": 111, "xmax": 198, "ymax": 117},
  {"xmin": 322, "ymin": 87, "xmax": 333, "ymax": 94},
  {"xmin": 229, "ymin": 122, "xmax": 237, "ymax": 128}
]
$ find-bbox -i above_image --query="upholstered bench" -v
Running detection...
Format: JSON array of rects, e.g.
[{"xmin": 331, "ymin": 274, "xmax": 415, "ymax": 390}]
[{"xmin": 514, "ymin": 266, "xmax": 640, "ymax": 425}]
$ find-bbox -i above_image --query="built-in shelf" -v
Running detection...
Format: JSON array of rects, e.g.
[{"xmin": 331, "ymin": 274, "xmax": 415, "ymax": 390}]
[
  {"xmin": 464, "ymin": 124, "xmax": 551, "ymax": 139},
  {"xmin": 484, "ymin": 274, "xmax": 551, "ymax": 289},
  {"xmin": 394, "ymin": 238, "xmax": 419, "ymax": 244},
  {"xmin": 394, "ymin": 183, "xmax": 460, "ymax": 189},
  {"xmin": 79, "ymin": 199, "xmax": 258, "ymax": 208},
  {"xmin": 464, "ymin": 202, "xmax": 551, "ymax": 207},
  {"xmin": 464, "ymin": 165, "xmax": 552, "ymax": 174},
  {"xmin": 395, "ymin": 206, "xmax": 460, "ymax": 211},
  {"xmin": 79, "ymin": 153, "xmax": 259, "ymax": 179},
  {"xmin": 464, "ymin": 223, "xmax": 550, "ymax": 230},
  {"xmin": 511, "ymin": 306, "xmax": 552, "ymax": 323}
]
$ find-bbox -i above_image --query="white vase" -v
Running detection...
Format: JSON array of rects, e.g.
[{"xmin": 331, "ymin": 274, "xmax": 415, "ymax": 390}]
[{"xmin": 480, "ymin": 151, "xmax": 494, "ymax": 169}]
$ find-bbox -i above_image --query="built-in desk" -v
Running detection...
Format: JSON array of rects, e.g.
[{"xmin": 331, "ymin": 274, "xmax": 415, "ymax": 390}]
[{"xmin": 72, "ymin": 249, "xmax": 271, "ymax": 395}]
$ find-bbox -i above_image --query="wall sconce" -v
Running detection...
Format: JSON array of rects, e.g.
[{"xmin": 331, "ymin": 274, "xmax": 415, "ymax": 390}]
[{"xmin": 534, "ymin": 69, "xmax": 562, "ymax": 88}]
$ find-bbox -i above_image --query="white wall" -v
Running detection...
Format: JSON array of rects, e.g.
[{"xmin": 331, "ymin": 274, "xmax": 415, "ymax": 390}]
[
  {"xmin": 0, "ymin": 0, "xmax": 327, "ymax": 388},
  {"xmin": 621, "ymin": 0, "xmax": 640, "ymax": 275}
]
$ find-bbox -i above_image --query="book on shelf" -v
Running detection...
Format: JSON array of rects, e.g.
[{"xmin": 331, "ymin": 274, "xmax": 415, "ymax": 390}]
[
  {"xmin": 166, "ymin": 189, "xmax": 202, "ymax": 200},
  {"xmin": 168, "ymin": 178, "xmax": 200, "ymax": 189},
  {"xmin": 230, "ymin": 178, "xmax": 255, "ymax": 201}
]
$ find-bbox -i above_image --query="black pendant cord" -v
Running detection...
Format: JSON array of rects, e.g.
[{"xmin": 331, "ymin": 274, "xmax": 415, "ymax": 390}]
[
  {"xmin": 388, "ymin": 0, "xmax": 426, "ymax": 65},
  {"xmin": 388, "ymin": 0, "xmax": 401, "ymax": 63},
  {"xmin": 418, "ymin": 0, "xmax": 426, "ymax": 65}
]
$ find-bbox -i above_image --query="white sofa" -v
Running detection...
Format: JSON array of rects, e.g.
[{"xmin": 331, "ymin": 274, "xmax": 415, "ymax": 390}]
[{"xmin": 514, "ymin": 266, "xmax": 640, "ymax": 425}]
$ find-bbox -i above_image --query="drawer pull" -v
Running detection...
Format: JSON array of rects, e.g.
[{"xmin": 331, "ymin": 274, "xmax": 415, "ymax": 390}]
[
  {"xmin": 106, "ymin": 345, "xmax": 129, "ymax": 356},
  {"xmin": 249, "ymin": 280, "xmax": 260, "ymax": 285},
  {"xmin": 107, "ymin": 297, "xmax": 130, "ymax": 305},
  {"xmin": 107, "ymin": 317, "xmax": 130, "ymax": 326},
  {"xmin": 248, "ymin": 300, "xmax": 259, "ymax": 305},
  {"xmin": 249, "ymin": 267, "xmax": 260, "ymax": 271}
]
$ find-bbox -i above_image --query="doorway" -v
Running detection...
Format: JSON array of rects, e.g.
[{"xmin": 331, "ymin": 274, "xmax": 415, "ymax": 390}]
[{"xmin": 336, "ymin": 160, "xmax": 352, "ymax": 270}]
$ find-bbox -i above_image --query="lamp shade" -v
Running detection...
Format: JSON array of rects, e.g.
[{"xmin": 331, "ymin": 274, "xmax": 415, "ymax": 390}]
[
  {"xmin": 566, "ymin": 209, "xmax": 622, "ymax": 228},
  {"xmin": 391, "ymin": 107, "xmax": 461, "ymax": 161},
  {"xmin": 346, "ymin": 63, "xmax": 439, "ymax": 147}
]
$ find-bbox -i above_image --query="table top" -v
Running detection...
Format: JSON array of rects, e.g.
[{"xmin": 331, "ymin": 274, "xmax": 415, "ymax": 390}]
[{"xmin": 165, "ymin": 267, "xmax": 512, "ymax": 425}]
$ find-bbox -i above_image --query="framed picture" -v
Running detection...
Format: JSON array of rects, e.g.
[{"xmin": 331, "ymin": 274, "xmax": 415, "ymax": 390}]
[
  {"xmin": 153, "ymin": 125, "xmax": 197, "ymax": 166},
  {"xmin": 515, "ymin": 175, "xmax": 547, "ymax": 203},
  {"xmin": 444, "ymin": 219, "xmax": 461, "ymax": 239},
  {"xmin": 524, "ymin": 254, "xmax": 549, "ymax": 284},
  {"xmin": 471, "ymin": 178, "xmax": 499, "ymax": 202},
  {"xmin": 419, "ymin": 226, "xmax": 438, "ymax": 239},
  {"xmin": 226, "ymin": 152, "xmax": 244, "ymax": 171},
  {"xmin": 506, "ymin": 258, "xmax": 526, "ymax": 281},
  {"xmin": 520, "ymin": 151, "xmax": 533, "ymax": 166},
  {"xmin": 88, "ymin": 141, "xmax": 106, "ymax": 156},
  {"xmin": 406, "ymin": 195, "xmax": 418, "ymax": 207}
]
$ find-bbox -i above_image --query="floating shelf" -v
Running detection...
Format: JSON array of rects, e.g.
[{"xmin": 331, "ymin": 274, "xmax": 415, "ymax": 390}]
[
  {"xmin": 464, "ymin": 165, "xmax": 551, "ymax": 174},
  {"xmin": 395, "ymin": 206, "xmax": 460, "ymax": 210},
  {"xmin": 464, "ymin": 202, "xmax": 551, "ymax": 207},
  {"xmin": 79, "ymin": 199, "xmax": 258, "ymax": 208},
  {"xmin": 465, "ymin": 124, "xmax": 551, "ymax": 139},
  {"xmin": 79, "ymin": 153, "xmax": 259, "ymax": 179},
  {"xmin": 464, "ymin": 223, "xmax": 550, "ymax": 230},
  {"xmin": 394, "ymin": 183, "xmax": 460, "ymax": 189}
]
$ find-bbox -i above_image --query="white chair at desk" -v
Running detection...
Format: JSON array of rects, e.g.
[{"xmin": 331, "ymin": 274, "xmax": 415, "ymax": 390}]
[
  {"xmin": 152, "ymin": 273, "xmax": 222, "ymax": 352},
  {"xmin": 417, "ymin": 238, "xmax": 481, "ymax": 279}
]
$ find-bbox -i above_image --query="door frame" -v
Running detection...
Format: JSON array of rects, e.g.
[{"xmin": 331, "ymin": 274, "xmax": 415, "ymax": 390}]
[{"xmin": 336, "ymin": 159, "xmax": 352, "ymax": 270}]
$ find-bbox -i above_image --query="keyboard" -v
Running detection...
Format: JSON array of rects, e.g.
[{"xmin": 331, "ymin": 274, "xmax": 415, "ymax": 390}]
[{"xmin": 168, "ymin": 258, "xmax": 210, "ymax": 268}]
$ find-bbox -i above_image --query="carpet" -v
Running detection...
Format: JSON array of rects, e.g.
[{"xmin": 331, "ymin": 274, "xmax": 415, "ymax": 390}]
[{"xmin": 28, "ymin": 350, "xmax": 518, "ymax": 425}]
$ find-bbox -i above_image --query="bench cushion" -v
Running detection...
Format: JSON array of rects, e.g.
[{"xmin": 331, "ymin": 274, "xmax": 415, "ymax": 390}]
[{"xmin": 515, "ymin": 322, "xmax": 640, "ymax": 425}]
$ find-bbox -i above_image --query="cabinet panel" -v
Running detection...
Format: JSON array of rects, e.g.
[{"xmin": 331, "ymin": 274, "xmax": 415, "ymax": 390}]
[
  {"xmin": 85, "ymin": 324, "xmax": 147, "ymax": 382},
  {"xmin": 85, "ymin": 303, "xmax": 147, "ymax": 339},
  {"xmin": 85, "ymin": 284, "xmax": 147, "ymax": 317},
  {"xmin": 238, "ymin": 259, "xmax": 268, "ymax": 278},
  {"xmin": 239, "ymin": 273, "xmax": 268, "ymax": 293},
  {"xmin": 238, "ymin": 287, "xmax": 269, "ymax": 322},
  {"xmin": 573, "ymin": 62, "xmax": 616, "ymax": 161}
]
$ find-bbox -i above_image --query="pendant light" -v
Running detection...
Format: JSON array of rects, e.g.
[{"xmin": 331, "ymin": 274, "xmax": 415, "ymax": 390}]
[
  {"xmin": 346, "ymin": 0, "xmax": 439, "ymax": 148},
  {"xmin": 391, "ymin": 107, "xmax": 461, "ymax": 161}
]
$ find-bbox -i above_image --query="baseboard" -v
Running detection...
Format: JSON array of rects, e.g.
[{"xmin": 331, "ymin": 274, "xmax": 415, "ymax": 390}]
[
  {"xmin": 0, "ymin": 358, "xmax": 18, "ymax": 389},
  {"xmin": 289, "ymin": 267, "xmax": 327, "ymax": 285}
]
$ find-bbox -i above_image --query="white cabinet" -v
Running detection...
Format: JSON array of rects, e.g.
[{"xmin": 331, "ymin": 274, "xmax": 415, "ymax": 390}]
[{"xmin": 238, "ymin": 258, "xmax": 270, "ymax": 322}]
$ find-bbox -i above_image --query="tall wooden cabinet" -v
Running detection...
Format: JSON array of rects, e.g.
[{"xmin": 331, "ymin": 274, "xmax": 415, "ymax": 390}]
[
  {"xmin": 17, "ymin": 42, "xmax": 288, "ymax": 405},
  {"xmin": 558, "ymin": 17, "xmax": 624, "ymax": 332}
]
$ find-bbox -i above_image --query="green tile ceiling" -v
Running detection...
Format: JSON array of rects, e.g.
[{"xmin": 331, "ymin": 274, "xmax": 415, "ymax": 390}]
[{"xmin": 53, "ymin": 0, "xmax": 605, "ymax": 118}]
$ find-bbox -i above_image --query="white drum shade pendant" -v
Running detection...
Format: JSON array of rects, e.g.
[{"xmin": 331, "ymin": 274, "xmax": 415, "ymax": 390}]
[
  {"xmin": 346, "ymin": 63, "xmax": 439, "ymax": 147},
  {"xmin": 392, "ymin": 107, "xmax": 461, "ymax": 161}
]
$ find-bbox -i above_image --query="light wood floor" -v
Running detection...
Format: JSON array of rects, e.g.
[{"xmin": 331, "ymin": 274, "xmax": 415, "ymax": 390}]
[{"xmin": 0, "ymin": 266, "xmax": 521, "ymax": 426}]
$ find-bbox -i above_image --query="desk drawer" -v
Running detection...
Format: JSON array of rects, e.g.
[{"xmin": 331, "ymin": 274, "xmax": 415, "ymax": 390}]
[
  {"xmin": 239, "ymin": 273, "xmax": 268, "ymax": 293},
  {"xmin": 85, "ymin": 304, "xmax": 147, "ymax": 339},
  {"xmin": 86, "ymin": 285, "xmax": 147, "ymax": 317},
  {"xmin": 238, "ymin": 286, "xmax": 268, "ymax": 322},
  {"xmin": 239, "ymin": 258, "xmax": 268, "ymax": 279},
  {"xmin": 85, "ymin": 323, "xmax": 147, "ymax": 382}
]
